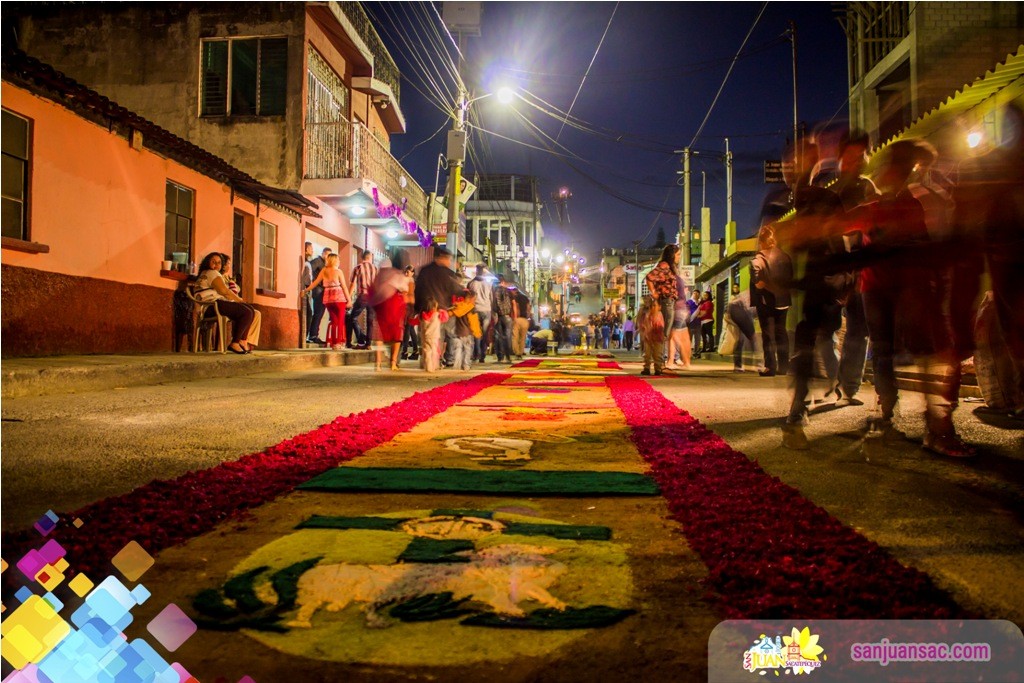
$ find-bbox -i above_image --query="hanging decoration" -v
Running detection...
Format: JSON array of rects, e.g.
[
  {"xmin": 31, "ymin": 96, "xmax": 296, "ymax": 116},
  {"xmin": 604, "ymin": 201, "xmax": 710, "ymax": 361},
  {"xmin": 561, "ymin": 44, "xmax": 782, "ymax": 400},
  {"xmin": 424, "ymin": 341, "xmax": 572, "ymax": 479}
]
[{"xmin": 372, "ymin": 187, "xmax": 434, "ymax": 248}]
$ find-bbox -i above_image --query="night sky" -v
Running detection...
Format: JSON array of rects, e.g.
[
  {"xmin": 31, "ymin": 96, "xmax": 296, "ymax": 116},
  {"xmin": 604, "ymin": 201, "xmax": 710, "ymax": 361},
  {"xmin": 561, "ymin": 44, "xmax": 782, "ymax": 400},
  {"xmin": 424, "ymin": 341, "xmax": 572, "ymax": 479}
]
[{"xmin": 368, "ymin": 2, "xmax": 851, "ymax": 259}]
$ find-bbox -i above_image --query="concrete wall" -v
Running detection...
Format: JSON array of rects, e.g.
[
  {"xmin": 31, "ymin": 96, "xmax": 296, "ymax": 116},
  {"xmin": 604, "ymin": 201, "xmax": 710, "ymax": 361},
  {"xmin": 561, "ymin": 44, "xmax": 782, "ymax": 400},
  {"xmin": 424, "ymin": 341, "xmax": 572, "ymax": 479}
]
[
  {"xmin": 1, "ymin": 81, "xmax": 303, "ymax": 356},
  {"xmin": 14, "ymin": 3, "xmax": 305, "ymax": 190},
  {"xmin": 913, "ymin": 2, "xmax": 1023, "ymax": 116}
]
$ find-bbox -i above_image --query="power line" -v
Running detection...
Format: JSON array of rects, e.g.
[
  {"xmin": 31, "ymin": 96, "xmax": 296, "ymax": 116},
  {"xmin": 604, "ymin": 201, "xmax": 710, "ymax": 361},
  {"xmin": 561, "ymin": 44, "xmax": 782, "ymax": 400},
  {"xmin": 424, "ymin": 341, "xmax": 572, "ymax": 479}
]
[
  {"xmin": 555, "ymin": 2, "xmax": 619, "ymax": 144},
  {"xmin": 687, "ymin": 2, "xmax": 769, "ymax": 149}
]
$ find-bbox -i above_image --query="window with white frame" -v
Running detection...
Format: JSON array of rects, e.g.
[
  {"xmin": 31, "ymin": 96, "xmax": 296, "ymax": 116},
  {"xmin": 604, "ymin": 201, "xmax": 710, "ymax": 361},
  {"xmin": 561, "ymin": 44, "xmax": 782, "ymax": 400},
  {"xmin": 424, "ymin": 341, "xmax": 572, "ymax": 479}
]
[
  {"xmin": 258, "ymin": 219, "xmax": 277, "ymax": 290},
  {"xmin": 201, "ymin": 37, "xmax": 287, "ymax": 117},
  {"xmin": 164, "ymin": 180, "xmax": 194, "ymax": 261},
  {"xmin": 2, "ymin": 110, "xmax": 31, "ymax": 240}
]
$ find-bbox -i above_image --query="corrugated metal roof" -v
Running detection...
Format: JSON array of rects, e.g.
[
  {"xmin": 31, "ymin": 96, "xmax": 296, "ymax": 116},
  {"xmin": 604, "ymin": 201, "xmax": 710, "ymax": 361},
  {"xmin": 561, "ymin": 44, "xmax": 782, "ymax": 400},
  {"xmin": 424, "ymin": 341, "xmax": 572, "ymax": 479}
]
[
  {"xmin": 879, "ymin": 45, "xmax": 1024, "ymax": 148},
  {"xmin": 1, "ymin": 49, "xmax": 321, "ymax": 219}
]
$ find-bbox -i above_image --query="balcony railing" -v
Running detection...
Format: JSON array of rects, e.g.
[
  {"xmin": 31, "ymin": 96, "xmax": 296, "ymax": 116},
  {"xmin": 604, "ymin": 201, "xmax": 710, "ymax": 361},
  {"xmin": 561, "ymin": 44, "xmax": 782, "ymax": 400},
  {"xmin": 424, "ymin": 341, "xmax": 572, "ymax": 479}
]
[
  {"xmin": 305, "ymin": 119, "xmax": 427, "ymax": 227},
  {"xmin": 338, "ymin": 1, "xmax": 401, "ymax": 105}
]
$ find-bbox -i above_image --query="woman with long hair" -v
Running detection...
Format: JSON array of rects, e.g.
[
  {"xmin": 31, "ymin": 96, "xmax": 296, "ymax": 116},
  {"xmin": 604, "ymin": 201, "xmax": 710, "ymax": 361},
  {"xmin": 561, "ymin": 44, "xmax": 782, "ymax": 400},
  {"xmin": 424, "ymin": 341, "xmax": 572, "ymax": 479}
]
[
  {"xmin": 645, "ymin": 243, "xmax": 681, "ymax": 364},
  {"xmin": 302, "ymin": 253, "xmax": 352, "ymax": 350},
  {"xmin": 193, "ymin": 252, "xmax": 256, "ymax": 354}
]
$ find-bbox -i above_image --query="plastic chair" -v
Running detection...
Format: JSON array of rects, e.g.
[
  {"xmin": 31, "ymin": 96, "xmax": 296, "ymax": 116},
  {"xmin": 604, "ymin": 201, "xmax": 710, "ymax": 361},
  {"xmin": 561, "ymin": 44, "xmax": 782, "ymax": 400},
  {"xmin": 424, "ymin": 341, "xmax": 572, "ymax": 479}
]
[{"xmin": 185, "ymin": 286, "xmax": 230, "ymax": 353}]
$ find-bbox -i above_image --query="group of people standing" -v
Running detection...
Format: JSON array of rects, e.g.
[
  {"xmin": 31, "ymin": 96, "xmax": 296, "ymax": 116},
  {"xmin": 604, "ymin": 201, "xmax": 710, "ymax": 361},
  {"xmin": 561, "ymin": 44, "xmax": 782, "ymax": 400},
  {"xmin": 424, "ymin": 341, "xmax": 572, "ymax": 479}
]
[{"xmin": 300, "ymin": 244, "xmax": 533, "ymax": 372}]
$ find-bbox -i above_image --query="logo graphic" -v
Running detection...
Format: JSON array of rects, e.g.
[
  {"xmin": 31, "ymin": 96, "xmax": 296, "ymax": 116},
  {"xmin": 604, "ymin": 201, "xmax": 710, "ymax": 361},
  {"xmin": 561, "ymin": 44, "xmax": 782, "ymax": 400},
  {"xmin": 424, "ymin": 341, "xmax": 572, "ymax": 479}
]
[{"xmin": 743, "ymin": 627, "xmax": 826, "ymax": 675}]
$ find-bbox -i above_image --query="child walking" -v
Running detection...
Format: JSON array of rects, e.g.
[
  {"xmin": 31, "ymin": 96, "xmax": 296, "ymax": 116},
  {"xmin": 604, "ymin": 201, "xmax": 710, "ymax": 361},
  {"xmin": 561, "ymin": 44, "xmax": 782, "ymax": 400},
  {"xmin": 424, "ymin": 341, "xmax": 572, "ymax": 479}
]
[
  {"xmin": 636, "ymin": 295, "xmax": 666, "ymax": 376},
  {"xmin": 418, "ymin": 298, "xmax": 449, "ymax": 373}
]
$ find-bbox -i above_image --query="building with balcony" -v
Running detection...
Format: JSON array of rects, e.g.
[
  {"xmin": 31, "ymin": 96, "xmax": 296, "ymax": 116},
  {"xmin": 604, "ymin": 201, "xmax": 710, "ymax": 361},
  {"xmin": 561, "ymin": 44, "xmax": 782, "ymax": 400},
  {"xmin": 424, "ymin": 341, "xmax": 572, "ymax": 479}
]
[
  {"xmin": 464, "ymin": 174, "xmax": 544, "ymax": 296},
  {"xmin": 7, "ymin": 2, "xmax": 438, "ymax": 342},
  {"xmin": 838, "ymin": 2, "xmax": 1023, "ymax": 147}
]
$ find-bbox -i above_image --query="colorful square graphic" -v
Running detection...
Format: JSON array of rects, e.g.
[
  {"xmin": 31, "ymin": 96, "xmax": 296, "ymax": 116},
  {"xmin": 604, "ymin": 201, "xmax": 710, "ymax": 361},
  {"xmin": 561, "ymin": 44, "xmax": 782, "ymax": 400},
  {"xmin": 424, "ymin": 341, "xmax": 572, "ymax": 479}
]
[
  {"xmin": 147, "ymin": 603, "xmax": 197, "ymax": 652},
  {"xmin": 68, "ymin": 573, "xmax": 95, "ymax": 598},
  {"xmin": 33, "ymin": 510, "xmax": 59, "ymax": 537},
  {"xmin": 111, "ymin": 541, "xmax": 155, "ymax": 582},
  {"xmin": 0, "ymin": 595, "xmax": 72, "ymax": 669},
  {"xmin": 34, "ymin": 563, "xmax": 65, "ymax": 592}
]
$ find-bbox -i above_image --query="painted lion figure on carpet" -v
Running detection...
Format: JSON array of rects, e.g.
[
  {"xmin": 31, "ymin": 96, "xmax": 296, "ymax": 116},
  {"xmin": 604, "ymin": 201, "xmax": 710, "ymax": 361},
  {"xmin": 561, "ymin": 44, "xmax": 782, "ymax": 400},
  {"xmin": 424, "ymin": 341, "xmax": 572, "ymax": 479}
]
[{"xmin": 285, "ymin": 544, "xmax": 567, "ymax": 629}]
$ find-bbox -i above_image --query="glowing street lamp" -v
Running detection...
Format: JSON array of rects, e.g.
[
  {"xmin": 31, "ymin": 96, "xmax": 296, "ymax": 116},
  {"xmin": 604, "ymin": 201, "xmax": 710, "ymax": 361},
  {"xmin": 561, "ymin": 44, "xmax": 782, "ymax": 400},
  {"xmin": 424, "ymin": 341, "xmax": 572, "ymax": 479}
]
[{"xmin": 967, "ymin": 131, "xmax": 983, "ymax": 149}]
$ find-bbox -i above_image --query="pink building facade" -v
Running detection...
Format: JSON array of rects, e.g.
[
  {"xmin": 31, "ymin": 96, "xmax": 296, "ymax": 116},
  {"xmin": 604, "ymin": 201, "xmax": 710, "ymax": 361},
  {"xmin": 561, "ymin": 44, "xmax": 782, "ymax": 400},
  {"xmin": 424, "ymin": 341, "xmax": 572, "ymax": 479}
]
[{"xmin": 1, "ymin": 58, "xmax": 322, "ymax": 357}]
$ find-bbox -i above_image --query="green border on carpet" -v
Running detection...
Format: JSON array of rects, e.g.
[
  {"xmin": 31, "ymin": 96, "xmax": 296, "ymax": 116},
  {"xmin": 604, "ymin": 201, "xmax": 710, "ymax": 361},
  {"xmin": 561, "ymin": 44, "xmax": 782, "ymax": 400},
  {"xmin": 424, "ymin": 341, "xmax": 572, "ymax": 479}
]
[
  {"xmin": 297, "ymin": 515, "xmax": 614, "ymax": 540},
  {"xmin": 298, "ymin": 467, "xmax": 659, "ymax": 496}
]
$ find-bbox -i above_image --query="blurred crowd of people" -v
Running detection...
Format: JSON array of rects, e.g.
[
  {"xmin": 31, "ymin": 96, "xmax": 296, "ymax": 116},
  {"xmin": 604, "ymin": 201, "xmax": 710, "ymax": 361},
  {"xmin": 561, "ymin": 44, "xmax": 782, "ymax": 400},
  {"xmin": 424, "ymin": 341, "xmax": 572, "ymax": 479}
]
[
  {"xmin": 752, "ymin": 105, "xmax": 1024, "ymax": 457},
  {"xmin": 303, "ymin": 246, "xmax": 537, "ymax": 373}
]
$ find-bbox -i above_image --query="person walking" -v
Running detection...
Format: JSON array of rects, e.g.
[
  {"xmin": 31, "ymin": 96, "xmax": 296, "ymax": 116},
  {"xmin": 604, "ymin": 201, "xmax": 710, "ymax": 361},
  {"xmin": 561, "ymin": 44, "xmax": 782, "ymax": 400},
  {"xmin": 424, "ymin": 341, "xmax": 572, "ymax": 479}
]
[
  {"xmin": 645, "ymin": 243, "xmax": 681, "ymax": 364},
  {"xmin": 725, "ymin": 284, "xmax": 757, "ymax": 372},
  {"xmin": 400, "ymin": 266, "xmax": 419, "ymax": 362},
  {"xmin": 347, "ymin": 250, "xmax": 379, "ymax": 350},
  {"xmin": 622, "ymin": 315, "xmax": 635, "ymax": 351},
  {"xmin": 511, "ymin": 286, "xmax": 531, "ymax": 361},
  {"xmin": 369, "ymin": 255, "xmax": 411, "ymax": 371},
  {"xmin": 636, "ymin": 295, "xmax": 665, "ymax": 376},
  {"xmin": 414, "ymin": 247, "xmax": 462, "ymax": 367},
  {"xmin": 750, "ymin": 225, "xmax": 793, "ymax": 376},
  {"xmin": 492, "ymin": 274, "xmax": 515, "ymax": 363},
  {"xmin": 468, "ymin": 264, "xmax": 494, "ymax": 362}
]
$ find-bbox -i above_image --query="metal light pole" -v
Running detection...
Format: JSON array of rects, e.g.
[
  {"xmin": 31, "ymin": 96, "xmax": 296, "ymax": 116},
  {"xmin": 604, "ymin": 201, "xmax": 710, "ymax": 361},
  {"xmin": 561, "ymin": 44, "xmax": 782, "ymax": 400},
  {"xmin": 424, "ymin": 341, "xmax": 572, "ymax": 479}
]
[{"xmin": 446, "ymin": 91, "xmax": 468, "ymax": 265}]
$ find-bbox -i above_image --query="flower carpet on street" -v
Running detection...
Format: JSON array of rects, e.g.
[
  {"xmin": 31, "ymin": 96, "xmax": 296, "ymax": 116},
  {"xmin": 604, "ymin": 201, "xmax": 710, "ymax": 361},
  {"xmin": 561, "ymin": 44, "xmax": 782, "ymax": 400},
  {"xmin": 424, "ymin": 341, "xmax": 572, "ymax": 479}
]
[{"xmin": 1, "ymin": 356, "xmax": 976, "ymax": 682}]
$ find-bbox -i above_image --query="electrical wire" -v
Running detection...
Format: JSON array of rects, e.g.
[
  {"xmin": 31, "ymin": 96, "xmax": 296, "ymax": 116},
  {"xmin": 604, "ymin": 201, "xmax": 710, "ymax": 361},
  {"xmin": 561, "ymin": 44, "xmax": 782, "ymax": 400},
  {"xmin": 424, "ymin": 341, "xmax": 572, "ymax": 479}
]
[
  {"xmin": 687, "ymin": 2, "xmax": 769, "ymax": 149},
  {"xmin": 555, "ymin": 2, "xmax": 619, "ymax": 144}
]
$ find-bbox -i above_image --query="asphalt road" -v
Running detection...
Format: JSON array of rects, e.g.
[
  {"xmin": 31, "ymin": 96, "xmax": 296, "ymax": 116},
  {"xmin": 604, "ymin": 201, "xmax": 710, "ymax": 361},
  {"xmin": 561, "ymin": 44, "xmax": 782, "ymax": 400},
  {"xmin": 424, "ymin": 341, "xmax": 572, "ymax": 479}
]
[
  {"xmin": 3, "ymin": 353, "xmax": 1021, "ymax": 626},
  {"xmin": 0, "ymin": 365, "xmax": 481, "ymax": 531}
]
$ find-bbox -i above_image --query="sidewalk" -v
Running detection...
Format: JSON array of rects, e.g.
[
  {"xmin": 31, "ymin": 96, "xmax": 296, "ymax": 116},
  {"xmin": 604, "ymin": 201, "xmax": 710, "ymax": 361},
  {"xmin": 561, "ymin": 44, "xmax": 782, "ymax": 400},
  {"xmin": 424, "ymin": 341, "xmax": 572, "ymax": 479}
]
[{"xmin": 1, "ymin": 348, "xmax": 374, "ymax": 399}]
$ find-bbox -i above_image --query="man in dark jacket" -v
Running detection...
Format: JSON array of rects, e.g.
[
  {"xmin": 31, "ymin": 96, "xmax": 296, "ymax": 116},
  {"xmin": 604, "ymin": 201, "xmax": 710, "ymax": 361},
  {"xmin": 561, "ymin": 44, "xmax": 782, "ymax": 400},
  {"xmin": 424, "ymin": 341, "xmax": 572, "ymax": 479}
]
[
  {"xmin": 307, "ymin": 246, "xmax": 331, "ymax": 344},
  {"xmin": 414, "ymin": 247, "xmax": 461, "ymax": 315}
]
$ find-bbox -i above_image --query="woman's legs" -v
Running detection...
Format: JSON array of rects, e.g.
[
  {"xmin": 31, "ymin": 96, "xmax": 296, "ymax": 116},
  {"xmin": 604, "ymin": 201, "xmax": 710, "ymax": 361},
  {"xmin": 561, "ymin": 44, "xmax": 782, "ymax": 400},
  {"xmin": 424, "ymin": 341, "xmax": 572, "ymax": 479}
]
[
  {"xmin": 325, "ymin": 302, "xmax": 346, "ymax": 347},
  {"xmin": 216, "ymin": 301, "xmax": 254, "ymax": 348},
  {"xmin": 390, "ymin": 342, "xmax": 402, "ymax": 370}
]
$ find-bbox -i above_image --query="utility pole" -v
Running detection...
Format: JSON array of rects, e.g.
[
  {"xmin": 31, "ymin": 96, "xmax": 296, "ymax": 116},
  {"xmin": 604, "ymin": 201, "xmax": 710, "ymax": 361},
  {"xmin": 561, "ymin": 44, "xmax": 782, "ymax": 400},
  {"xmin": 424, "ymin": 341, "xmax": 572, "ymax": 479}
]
[
  {"xmin": 677, "ymin": 148, "xmax": 691, "ymax": 263},
  {"xmin": 633, "ymin": 239, "xmax": 641, "ymax": 316},
  {"xmin": 725, "ymin": 137, "xmax": 733, "ymax": 227},
  {"xmin": 789, "ymin": 20, "xmax": 800, "ymax": 174},
  {"xmin": 532, "ymin": 176, "xmax": 540, "ymax": 306}
]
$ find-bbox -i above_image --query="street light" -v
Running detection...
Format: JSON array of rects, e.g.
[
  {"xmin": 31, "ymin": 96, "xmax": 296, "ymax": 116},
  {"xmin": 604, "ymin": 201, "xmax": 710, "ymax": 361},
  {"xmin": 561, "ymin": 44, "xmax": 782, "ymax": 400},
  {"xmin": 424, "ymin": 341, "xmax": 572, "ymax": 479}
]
[{"xmin": 541, "ymin": 248, "xmax": 551, "ymax": 259}]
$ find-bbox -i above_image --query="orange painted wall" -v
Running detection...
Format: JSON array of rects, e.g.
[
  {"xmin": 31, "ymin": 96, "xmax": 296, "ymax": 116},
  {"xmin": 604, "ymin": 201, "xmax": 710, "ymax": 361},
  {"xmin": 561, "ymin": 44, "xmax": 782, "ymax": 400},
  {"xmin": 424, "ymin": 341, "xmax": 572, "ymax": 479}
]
[{"xmin": 1, "ymin": 82, "xmax": 303, "ymax": 308}]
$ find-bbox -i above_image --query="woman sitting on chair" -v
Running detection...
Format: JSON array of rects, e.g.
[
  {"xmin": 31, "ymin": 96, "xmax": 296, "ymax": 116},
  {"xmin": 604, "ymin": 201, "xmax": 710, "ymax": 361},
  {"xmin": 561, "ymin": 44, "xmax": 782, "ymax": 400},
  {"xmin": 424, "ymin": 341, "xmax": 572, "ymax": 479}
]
[
  {"xmin": 218, "ymin": 253, "xmax": 262, "ymax": 351},
  {"xmin": 193, "ymin": 252, "xmax": 257, "ymax": 354}
]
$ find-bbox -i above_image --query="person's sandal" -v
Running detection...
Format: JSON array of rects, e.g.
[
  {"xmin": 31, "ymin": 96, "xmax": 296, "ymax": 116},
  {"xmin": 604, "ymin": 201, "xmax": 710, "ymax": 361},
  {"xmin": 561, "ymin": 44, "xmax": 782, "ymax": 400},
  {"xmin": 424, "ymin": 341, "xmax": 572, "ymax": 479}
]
[{"xmin": 228, "ymin": 343, "xmax": 246, "ymax": 355}]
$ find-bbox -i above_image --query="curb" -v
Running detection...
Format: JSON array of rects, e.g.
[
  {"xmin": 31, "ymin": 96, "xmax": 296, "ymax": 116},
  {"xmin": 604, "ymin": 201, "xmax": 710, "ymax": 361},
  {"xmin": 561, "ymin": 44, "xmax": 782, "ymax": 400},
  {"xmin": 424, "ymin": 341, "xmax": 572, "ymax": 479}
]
[{"xmin": 1, "ymin": 350, "xmax": 374, "ymax": 399}]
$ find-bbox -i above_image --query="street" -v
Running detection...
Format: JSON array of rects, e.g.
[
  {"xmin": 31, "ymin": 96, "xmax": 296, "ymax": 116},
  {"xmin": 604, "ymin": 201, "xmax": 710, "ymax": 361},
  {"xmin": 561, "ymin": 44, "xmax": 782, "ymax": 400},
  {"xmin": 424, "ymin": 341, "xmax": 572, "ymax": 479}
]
[{"xmin": 2, "ymin": 354, "xmax": 1021, "ymax": 681}]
